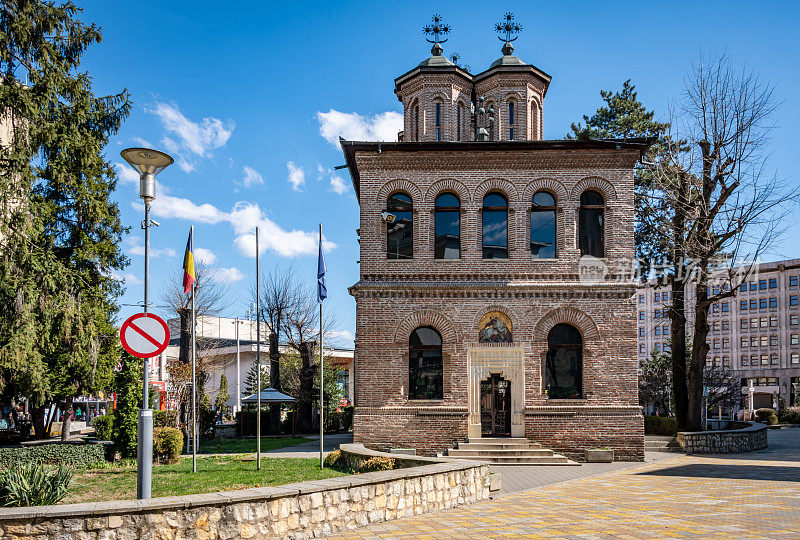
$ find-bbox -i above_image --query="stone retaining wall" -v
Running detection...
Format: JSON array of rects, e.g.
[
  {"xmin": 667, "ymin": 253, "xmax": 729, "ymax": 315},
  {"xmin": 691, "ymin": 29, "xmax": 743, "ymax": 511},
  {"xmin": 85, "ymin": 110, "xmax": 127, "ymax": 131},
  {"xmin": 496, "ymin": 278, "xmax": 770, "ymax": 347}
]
[
  {"xmin": 676, "ymin": 421, "xmax": 768, "ymax": 454},
  {"xmin": 0, "ymin": 444, "xmax": 490, "ymax": 539}
]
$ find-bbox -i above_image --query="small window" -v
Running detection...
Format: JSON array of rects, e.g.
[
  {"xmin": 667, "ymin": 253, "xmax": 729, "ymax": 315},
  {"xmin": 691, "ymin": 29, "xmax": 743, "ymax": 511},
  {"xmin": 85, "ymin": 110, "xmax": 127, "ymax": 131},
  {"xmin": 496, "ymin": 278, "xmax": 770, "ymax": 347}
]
[
  {"xmin": 663, "ymin": 325, "xmax": 670, "ymax": 336},
  {"xmin": 760, "ymin": 316, "xmax": 768, "ymax": 328},
  {"xmin": 741, "ymin": 336, "xmax": 748, "ymax": 348},
  {"xmin": 409, "ymin": 327, "xmax": 443, "ymax": 400},
  {"xmin": 769, "ymin": 278, "xmax": 777, "ymax": 289},
  {"xmin": 760, "ymin": 335, "xmax": 768, "ymax": 347},
  {"xmin": 770, "ymin": 315, "xmax": 778, "ymax": 327},
  {"xmin": 770, "ymin": 353, "xmax": 779, "ymax": 365},
  {"xmin": 740, "ymin": 300, "xmax": 748, "ymax": 310},
  {"xmin": 750, "ymin": 336, "xmax": 758, "ymax": 347},
  {"xmin": 759, "ymin": 279, "xmax": 767, "ymax": 290},
  {"xmin": 740, "ymin": 283, "xmax": 747, "ymax": 293},
  {"xmin": 790, "ymin": 275, "xmax": 798, "ymax": 288},
  {"xmin": 750, "ymin": 282, "xmax": 757, "ymax": 291},
  {"xmin": 639, "ymin": 327, "xmax": 645, "ymax": 337},
  {"xmin": 508, "ymin": 100, "xmax": 515, "ymax": 140},
  {"xmin": 741, "ymin": 355, "xmax": 748, "ymax": 366},
  {"xmin": 457, "ymin": 103, "xmax": 464, "ymax": 141},
  {"xmin": 722, "ymin": 337, "xmax": 730, "ymax": 348},
  {"xmin": 639, "ymin": 343, "xmax": 645, "ymax": 354},
  {"xmin": 655, "ymin": 326, "xmax": 661, "ymax": 336},
  {"xmin": 722, "ymin": 320, "xmax": 730, "ymax": 331},
  {"xmin": 435, "ymin": 193, "xmax": 460, "ymax": 259},
  {"xmin": 770, "ymin": 335, "xmax": 779, "ymax": 346},
  {"xmin": 792, "ymin": 352, "xmax": 800, "ymax": 364},
  {"xmin": 531, "ymin": 191, "xmax": 557, "ymax": 258},
  {"xmin": 545, "ymin": 324, "xmax": 583, "ymax": 399},
  {"xmin": 750, "ymin": 299, "xmax": 758, "ymax": 310},
  {"xmin": 761, "ymin": 354, "xmax": 769, "ymax": 365},
  {"xmin": 638, "ymin": 295, "xmax": 644, "ymax": 304},
  {"xmin": 435, "ymin": 102, "xmax": 442, "ymax": 142},
  {"xmin": 387, "ymin": 192, "xmax": 413, "ymax": 259},
  {"xmin": 721, "ymin": 302, "xmax": 729, "ymax": 312},
  {"xmin": 760, "ymin": 298, "xmax": 768, "ymax": 309},
  {"xmin": 792, "ymin": 314, "xmax": 800, "ymax": 325},
  {"xmin": 770, "ymin": 297, "xmax": 778, "ymax": 308},
  {"xmin": 740, "ymin": 319, "xmax": 748, "ymax": 330},
  {"xmin": 579, "ymin": 190, "xmax": 604, "ymax": 258},
  {"xmin": 639, "ymin": 311, "xmax": 645, "ymax": 321},
  {"xmin": 791, "ymin": 333, "xmax": 799, "ymax": 346},
  {"xmin": 413, "ymin": 103, "xmax": 420, "ymax": 141},
  {"xmin": 482, "ymin": 193, "xmax": 508, "ymax": 259},
  {"xmin": 791, "ymin": 295, "xmax": 799, "ymax": 307}
]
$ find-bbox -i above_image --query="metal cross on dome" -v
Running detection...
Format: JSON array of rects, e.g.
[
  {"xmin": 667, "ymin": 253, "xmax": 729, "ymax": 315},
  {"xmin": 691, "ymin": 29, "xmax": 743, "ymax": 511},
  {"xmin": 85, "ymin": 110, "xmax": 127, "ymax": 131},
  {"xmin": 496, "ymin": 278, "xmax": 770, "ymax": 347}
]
[
  {"xmin": 495, "ymin": 12, "xmax": 522, "ymax": 42},
  {"xmin": 423, "ymin": 14, "xmax": 450, "ymax": 44}
]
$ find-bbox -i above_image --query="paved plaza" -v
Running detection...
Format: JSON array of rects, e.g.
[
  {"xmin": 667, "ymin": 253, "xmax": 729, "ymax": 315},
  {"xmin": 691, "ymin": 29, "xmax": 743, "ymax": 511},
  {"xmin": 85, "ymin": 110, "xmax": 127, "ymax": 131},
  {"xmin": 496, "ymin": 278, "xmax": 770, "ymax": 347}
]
[{"xmin": 330, "ymin": 429, "xmax": 800, "ymax": 539}]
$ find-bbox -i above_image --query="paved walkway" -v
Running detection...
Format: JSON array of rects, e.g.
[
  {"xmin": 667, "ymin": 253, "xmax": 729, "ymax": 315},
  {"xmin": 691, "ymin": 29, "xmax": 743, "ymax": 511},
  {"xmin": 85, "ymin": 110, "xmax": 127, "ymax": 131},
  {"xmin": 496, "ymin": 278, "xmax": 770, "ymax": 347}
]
[{"xmin": 331, "ymin": 429, "xmax": 800, "ymax": 539}]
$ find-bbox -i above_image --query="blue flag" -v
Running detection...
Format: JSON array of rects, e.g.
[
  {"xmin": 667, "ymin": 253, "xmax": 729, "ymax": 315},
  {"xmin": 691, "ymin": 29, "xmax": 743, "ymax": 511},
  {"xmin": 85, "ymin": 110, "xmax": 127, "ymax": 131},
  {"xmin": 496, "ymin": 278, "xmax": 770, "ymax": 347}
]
[{"xmin": 317, "ymin": 229, "xmax": 327, "ymax": 303}]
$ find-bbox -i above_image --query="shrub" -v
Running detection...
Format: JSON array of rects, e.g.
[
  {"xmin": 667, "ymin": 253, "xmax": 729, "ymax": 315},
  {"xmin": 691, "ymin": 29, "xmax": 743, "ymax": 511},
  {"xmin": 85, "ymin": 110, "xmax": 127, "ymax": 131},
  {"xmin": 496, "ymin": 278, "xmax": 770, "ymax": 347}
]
[
  {"xmin": 0, "ymin": 463, "xmax": 74, "ymax": 506},
  {"xmin": 644, "ymin": 415, "xmax": 678, "ymax": 436},
  {"xmin": 153, "ymin": 410, "xmax": 179, "ymax": 428},
  {"xmin": 114, "ymin": 354, "xmax": 142, "ymax": 458},
  {"xmin": 92, "ymin": 414, "xmax": 114, "ymax": 441},
  {"xmin": 755, "ymin": 408, "xmax": 778, "ymax": 425},
  {"xmin": 778, "ymin": 406, "xmax": 800, "ymax": 425},
  {"xmin": 323, "ymin": 449, "xmax": 349, "ymax": 471},
  {"xmin": 0, "ymin": 443, "xmax": 105, "ymax": 469},
  {"xmin": 153, "ymin": 427, "xmax": 183, "ymax": 464},
  {"xmin": 357, "ymin": 456, "xmax": 395, "ymax": 473}
]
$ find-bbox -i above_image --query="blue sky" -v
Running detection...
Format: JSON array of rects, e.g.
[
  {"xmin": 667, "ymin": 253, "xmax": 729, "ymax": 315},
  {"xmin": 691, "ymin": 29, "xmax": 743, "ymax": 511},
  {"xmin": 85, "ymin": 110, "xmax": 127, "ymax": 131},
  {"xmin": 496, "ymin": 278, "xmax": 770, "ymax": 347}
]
[{"xmin": 80, "ymin": 1, "xmax": 800, "ymax": 345}]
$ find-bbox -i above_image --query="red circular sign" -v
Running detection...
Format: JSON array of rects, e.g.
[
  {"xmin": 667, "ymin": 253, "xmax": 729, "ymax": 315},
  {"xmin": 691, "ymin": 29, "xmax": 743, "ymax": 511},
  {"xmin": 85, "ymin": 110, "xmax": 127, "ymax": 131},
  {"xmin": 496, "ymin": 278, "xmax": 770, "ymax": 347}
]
[{"xmin": 119, "ymin": 313, "xmax": 170, "ymax": 359}]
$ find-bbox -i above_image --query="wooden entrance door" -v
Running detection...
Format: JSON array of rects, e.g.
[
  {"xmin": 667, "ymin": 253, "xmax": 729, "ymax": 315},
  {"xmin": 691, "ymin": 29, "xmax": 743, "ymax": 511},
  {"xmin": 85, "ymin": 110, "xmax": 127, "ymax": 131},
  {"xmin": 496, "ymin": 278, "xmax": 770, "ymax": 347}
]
[{"xmin": 480, "ymin": 375, "xmax": 511, "ymax": 437}]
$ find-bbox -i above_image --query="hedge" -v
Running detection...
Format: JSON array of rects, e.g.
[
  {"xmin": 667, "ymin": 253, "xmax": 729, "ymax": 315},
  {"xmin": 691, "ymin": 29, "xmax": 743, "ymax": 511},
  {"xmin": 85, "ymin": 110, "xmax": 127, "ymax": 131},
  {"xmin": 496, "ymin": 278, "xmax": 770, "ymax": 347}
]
[
  {"xmin": 0, "ymin": 443, "xmax": 106, "ymax": 469},
  {"xmin": 153, "ymin": 427, "xmax": 183, "ymax": 464},
  {"xmin": 644, "ymin": 415, "xmax": 678, "ymax": 436},
  {"xmin": 778, "ymin": 406, "xmax": 800, "ymax": 424}
]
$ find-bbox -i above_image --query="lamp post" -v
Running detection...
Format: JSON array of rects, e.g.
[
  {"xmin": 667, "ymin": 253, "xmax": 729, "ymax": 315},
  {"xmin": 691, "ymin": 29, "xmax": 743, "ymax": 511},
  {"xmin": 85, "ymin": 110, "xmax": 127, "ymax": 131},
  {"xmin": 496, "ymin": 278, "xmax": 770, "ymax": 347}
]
[{"xmin": 121, "ymin": 147, "xmax": 173, "ymax": 500}]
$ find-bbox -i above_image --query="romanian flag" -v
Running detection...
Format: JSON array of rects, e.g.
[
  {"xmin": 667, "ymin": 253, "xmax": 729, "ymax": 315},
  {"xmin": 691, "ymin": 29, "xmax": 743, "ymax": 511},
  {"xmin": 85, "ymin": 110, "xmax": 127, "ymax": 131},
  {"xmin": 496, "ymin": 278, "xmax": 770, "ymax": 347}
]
[{"xmin": 182, "ymin": 228, "xmax": 195, "ymax": 294}]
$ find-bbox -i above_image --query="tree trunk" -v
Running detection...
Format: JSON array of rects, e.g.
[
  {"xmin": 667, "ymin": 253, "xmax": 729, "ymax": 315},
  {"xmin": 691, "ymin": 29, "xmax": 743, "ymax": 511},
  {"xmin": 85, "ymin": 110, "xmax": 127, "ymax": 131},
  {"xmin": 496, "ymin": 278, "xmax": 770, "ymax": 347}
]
[
  {"xmin": 269, "ymin": 332, "xmax": 281, "ymax": 434},
  {"xmin": 61, "ymin": 397, "xmax": 74, "ymax": 441},
  {"xmin": 31, "ymin": 403, "xmax": 46, "ymax": 440},
  {"xmin": 298, "ymin": 341, "xmax": 316, "ymax": 433},
  {"xmin": 670, "ymin": 172, "xmax": 690, "ymax": 430},
  {"xmin": 688, "ymin": 276, "xmax": 710, "ymax": 431}
]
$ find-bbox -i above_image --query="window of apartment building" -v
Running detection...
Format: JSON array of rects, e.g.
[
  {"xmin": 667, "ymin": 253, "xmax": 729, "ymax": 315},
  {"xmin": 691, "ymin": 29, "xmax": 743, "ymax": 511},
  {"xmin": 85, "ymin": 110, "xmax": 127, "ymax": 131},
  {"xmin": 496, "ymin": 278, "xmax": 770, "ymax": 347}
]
[
  {"xmin": 761, "ymin": 354, "xmax": 769, "ymax": 365},
  {"xmin": 750, "ymin": 281, "xmax": 757, "ymax": 291},
  {"xmin": 741, "ymin": 355, "xmax": 748, "ymax": 366},
  {"xmin": 639, "ymin": 311, "xmax": 645, "ymax": 321},
  {"xmin": 790, "ymin": 275, "xmax": 798, "ymax": 288},
  {"xmin": 654, "ymin": 326, "xmax": 661, "ymax": 336},
  {"xmin": 663, "ymin": 325, "xmax": 670, "ymax": 336},
  {"xmin": 740, "ymin": 319, "xmax": 748, "ymax": 330},
  {"xmin": 751, "ymin": 318, "xmax": 758, "ymax": 328},
  {"xmin": 638, "ymin": 294, "xmax": 644, "ymax": 304},
  {"xmin": 722, "ymin": 337, "xmax": 730, "ymax": 348},
  {"xmin": 760, "ymin": 335, "xmax": 769, "ymax": 347},
  {"xmin": 751, "ymin": 335, "xmax": 758, "ymax": 347},
  {"xmin": 761, "ymin": 316, "xmax": 768, "ymax": 328},
  {"xmin": 770, "ymin": 315, "xmax": 778, "ymax": 327},
  {"xmin": 654, "ymin": 309, "xmax": 660, "ymax": 318},
  {"xmin": 791, "ymin": 295, "xmax": 799, "ymax": 307},
  {"xmin": 750, "ymin": 299, "xmax": 758, "ymax": 309},
  {"xmin": 769, "ymin": 278, "xmax": 777, "ymax": 289},
  {"xmin": 663, "ymin": 291, "xmax": 670, "ymax": 301},
  {"xmin": 639, "ymin": 327, "xmax": 645, "ymax": 337},
  {"xmin": 723, "ymin": 356, "xmax": 730, "ymax": 367},
  {"xmin": 760, "ymin": 298, "xmax": 768, "ymax": 309},
  {"xmin": 712, "ymin": 286, "xmax": 720, "ymax": 295},
  {"xmin": 712, "ymin": 303, "xmax": 719, "ymax": 313},
  {"xmin": 741, "ymin": 336, "xmax": 749, "ymax": 348},
  {"xmin": 713, "ymin": 338, "xmax": 720, "ymax": 349},
  {"xmin": 663, "ymin": 343, "xmax": 671, "ymax": 352},
  {"xmin": 791, "ymin": 314, "xmax": 799, "ymax": 325},
  {"xmin": 771, "ymin": 353, "xmax": 779, "ymax": 365},
  {"xmin": 712, "ymin": 320, "xmax": 720, "ymax": 331},
  {"xmin": 654, "ymin": 343, "xmax": 661, "ymax": 352},
  {"xmin": 722, "ymin": 320, "xmax": 730, "ymax": 331},
  {"xmin": 759, "ymin": 279, "xmax": 767, "ymax": 290},
  {"xmin": 740, "ymin": 283, "xmax": 748, "ymax": 293},
  {"xmin": 751, "ymin": 355, "xmax": 759, "ymax": 366},
  {"xmin": 639, "ymin": 343, "xmax": 645, "ymax": 354},
  {"xmin": 769, "ymin": 297, "xmax": 777, "ymax": 308},
  {"xmin": 770, "ymin": 335, "xmax": 779, "ymax": 346},
  {"xmin": 721, "ymin": 301, "xmax": 729, "ymax": 312},
  {"xmin": 792, "ymin": 352, "xmax": 799, "ymax": 364},
  {"xmin": 740, "ymin": 300, "xmax": 748, "ymax": 310},
  {"xmin": 791, "ymin": 333, "xmax": 799, "ymax": 346}
]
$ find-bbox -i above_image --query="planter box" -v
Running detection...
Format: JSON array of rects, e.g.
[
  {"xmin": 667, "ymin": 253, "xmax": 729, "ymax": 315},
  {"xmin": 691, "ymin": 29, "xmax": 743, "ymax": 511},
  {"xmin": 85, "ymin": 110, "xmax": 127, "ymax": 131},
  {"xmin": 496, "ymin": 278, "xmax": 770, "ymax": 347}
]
[{"xmin": 584, "ymin": 449, "xmax": 614, "ymax": 463}]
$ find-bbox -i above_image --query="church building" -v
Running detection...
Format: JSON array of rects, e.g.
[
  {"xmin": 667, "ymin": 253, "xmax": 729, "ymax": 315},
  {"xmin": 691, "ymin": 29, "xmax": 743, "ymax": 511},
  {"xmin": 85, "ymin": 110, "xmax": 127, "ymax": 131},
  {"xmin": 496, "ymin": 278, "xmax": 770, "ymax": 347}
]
[{"xmin": 341, "ymin": 18, "xmax": 650, "ymax": 461}]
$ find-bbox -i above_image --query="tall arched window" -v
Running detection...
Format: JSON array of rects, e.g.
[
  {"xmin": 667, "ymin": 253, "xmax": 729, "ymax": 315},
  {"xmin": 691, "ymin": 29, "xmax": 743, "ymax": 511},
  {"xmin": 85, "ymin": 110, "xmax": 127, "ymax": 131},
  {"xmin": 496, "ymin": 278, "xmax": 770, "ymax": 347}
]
[
  {"xmin": 387, "ymin": 192, "xmax": 413, "ymax": 259},
  {"xmin": 508, "ymin": 100, "xmax": 515, "ymax": 140},
  {"xmin": 545, "ymin": 323, "xmax": 582, "ymax": 399},
  {"xmin": 435, "ymin": 193, "xmax": 460, "ymax": 259},
  {"xmin": 531, "ymin": 101, "xmax": 539, "ymax": 140},
  {"xmin": 434, "ymin": 101, "xmax": 442, "ymax": 141},
  {"xmin": 457, "ymin": 103, "xmax": 464, "ymax": 141},
  {"xmin": 579, "ymin": 190, "xmax": 604, "ymax": 257},
  {"xmin": 413, "ymin": 102, "xmax": 420, "ymax": 141},
  {"xmin": 482, "ymin": 192, "xmax": 508, "ymax": 259},
  {"xmin": 409, "ymin": 326, "xmax": 443, "ymax": 400},
  {"xmin": 531, "ymin": 191, "xmax": 556, "ymax": 258}
]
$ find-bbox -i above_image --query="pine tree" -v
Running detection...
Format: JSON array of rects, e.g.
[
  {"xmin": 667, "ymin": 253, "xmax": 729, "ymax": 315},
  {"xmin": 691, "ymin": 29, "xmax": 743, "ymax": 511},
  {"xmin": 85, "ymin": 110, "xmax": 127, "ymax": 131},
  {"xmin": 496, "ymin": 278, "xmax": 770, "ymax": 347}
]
[
  {"xmin": 0, "ymin": 0, "xmax": 131, "ymax": 438},
  {"xmin": 215, "ymin": 374, "xmax": 230, "ymax": 411},
  {"xmin": 112, "ymin": 354, "xmax": 141, "ymax": 458},
  {"xmin": 242, "ymin": 362, "xmax": 269, "ymax": 396}
]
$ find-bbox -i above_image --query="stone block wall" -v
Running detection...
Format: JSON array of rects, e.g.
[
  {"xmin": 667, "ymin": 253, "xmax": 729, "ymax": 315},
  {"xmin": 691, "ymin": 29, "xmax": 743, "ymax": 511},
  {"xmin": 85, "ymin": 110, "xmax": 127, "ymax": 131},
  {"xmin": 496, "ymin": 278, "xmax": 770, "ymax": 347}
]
[
  {"xmin": 677, "ymin": 422, "xmax": 769, "ymax": 454},
  {"xmin": 0, "ymin": 446, "xmax": 490, "ymax": 540}
]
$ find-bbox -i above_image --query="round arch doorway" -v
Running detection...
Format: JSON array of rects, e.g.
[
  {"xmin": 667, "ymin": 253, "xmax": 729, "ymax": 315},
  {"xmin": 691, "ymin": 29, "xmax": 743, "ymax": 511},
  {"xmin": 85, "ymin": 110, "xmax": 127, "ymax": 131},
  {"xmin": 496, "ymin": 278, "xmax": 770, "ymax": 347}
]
[{"xmin": 480, "ymin": 374, "xmax": 512, "ymax": 437}]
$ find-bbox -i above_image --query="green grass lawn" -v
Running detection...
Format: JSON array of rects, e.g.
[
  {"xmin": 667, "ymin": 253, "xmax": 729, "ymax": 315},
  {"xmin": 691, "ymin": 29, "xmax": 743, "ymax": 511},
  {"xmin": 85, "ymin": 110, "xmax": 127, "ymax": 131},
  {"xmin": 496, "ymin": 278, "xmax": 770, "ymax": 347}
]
[
  {"xmin": 197, "ymin": 436, "xmax": 311, "ymax": 454},
  {"xmin": 65, "ymin": 456, "xmax": 346, "ymax": 503}
]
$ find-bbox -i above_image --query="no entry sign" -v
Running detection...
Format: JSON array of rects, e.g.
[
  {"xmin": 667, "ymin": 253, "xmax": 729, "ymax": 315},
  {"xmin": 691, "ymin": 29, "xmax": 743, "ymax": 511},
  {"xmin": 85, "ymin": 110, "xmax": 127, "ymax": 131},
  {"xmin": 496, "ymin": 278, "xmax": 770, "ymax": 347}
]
[{"xmin": 119, "ymin": 313, "xmax": 170, "ymax": 359}]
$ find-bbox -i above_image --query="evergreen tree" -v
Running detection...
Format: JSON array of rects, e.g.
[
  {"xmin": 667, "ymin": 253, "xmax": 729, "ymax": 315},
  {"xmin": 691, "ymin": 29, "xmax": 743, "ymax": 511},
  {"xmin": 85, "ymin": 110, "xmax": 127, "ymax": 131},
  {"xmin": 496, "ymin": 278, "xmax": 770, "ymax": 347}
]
[
  {"xmin": 112, "ymin": 354, "xmax": 141, "ymax": 458},
  {"xmin": 242, "ymin": 362, "xmax": 269, "ymax": 396},
  {"xmin": 0, "ymin": 0, "xmax": 130, "ymax": 438},
  {"xmin": 215, "ymin": 374, "xmax": 230, "ymax": 411}
]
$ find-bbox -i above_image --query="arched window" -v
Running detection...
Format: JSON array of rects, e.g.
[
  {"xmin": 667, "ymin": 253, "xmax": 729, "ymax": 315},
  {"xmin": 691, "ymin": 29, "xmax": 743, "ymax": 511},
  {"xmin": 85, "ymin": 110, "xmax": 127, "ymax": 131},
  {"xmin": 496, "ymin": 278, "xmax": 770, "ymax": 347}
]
[
  {"xmin": 531, "ymin": 101, "xmax": 539, "ymax": 140},
  {"xmin": 387, "ymin": 192, "xmax": 413, "ymax": 259},
  {"xmin": 487, "ymin": 101, "xmax": 495, "ymax": 141},
  {"xmin": 413, "ymin": 102, "xmax": 420, "ymax": 141},
  {"xmin": 482, "ymin": 192, "xmax": 508, "ymax": 259},
  {"xmin": 457, "ymin": 102, "xmax": 464, "ymax": 141},
  {"xmin": 508, "ymin": 100, "xmax": 515, "ymax": 140},
  {"xmin": 531, "ymin": 191, "xmax": 556, "ymax": 258},
  {"xmin": 409, "ymin": 327, "xmax": 443, "ymax": 400},
  {"xmin": 434, "ymin": 101, "xmax": 442, "ymax": 141},
  {"xmin": 579, "ymin": 190, "xmax": 604, "ymax": 257},
  {"xmin": 435, "ymin": 193, "xmax": 460, "ymax": 259},
  {"xmin": 545, "ymin": 323, "xmax": 582, "ymax": 399}
]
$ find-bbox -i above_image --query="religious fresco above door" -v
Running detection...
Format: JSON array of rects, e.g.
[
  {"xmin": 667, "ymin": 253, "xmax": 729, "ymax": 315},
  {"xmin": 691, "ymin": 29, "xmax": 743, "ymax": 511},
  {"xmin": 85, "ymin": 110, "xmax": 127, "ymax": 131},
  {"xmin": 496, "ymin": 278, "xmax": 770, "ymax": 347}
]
[{"xmin": 478, "ymin": 311, "xmax": 513, "ymax": 343}]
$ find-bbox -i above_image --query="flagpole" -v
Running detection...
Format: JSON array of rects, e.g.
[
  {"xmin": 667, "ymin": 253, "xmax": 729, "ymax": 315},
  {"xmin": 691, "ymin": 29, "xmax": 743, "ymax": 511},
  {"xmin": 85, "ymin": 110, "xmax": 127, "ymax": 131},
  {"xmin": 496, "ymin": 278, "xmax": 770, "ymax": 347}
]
[
  {"xmin": 191, "ymin": 225, "xmax": 197, "ymax": 474},
  {"xmin": 255, "ymin": 226, "xmax": 261, "ymax": 471},
  {"xmin": 319, "ymin": 223, "xmax": 324, "ymax": 469}
]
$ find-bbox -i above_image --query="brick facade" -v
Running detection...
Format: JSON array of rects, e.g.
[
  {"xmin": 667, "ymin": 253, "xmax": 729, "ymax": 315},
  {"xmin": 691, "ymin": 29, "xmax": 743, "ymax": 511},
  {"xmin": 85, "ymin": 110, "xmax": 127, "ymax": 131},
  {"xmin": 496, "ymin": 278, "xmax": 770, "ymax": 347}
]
[{"xmin": 342, "ymin": 43, "xmax": 649, "ymax": 461}]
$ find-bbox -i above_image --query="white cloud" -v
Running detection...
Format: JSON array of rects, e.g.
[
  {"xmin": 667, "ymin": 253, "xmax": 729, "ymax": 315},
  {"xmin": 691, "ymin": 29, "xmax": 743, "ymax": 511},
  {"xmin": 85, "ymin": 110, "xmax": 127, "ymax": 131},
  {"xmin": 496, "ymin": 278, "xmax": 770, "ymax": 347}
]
[
  {"xmin": 114, "ymin": 162, "xmax": 140, "ymax": 187},
  {"xmin": 147, "ymin": 101, "xmax": 234, "ymax": 173},
  {"xmin": 210, "ymin": 267, "xmax": 245, "ymax": 283},
  {"xmin": 240, "ymin": 165, "xmax": 264, "ymax": 188},
  {"xmin": 316, "ymin": 109, "xmax": 403, "ymax": 147},
  {"xmin": 138, "ymin": 184, "xmax": 229, "ymax": 224},
  {"xmin": 327, "ymin": 330, "xmax": 354, "ymax": 344},
  {"xmin": 126, "ymin": 236, "xmax": 177, "ymax": 258},
  {"xmin": 287, "ymin": 161, "xmax": 305, "ymax": 192},
  {"xmin": 110, "ymin": 271, "xmax": 143, "ymax": 286},
  {"xmin": 329, "ymin": 175, "xmax": 349, "ymax": 195},
  {"xmin": 194, "ymin": 247, "xmax": 216, "ymax": 265}
]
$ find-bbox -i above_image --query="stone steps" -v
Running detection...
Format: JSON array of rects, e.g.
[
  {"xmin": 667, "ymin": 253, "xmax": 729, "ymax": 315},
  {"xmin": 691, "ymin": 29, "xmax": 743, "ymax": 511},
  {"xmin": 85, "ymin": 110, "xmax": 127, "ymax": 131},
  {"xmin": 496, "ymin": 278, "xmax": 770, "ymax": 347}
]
[
  {"xmin": 444, "ymin": 437, "xmax": 579, "ymax": 465},
  {"xmin": 644, "ymin": 435, "xmax": 684, "ymax": 453}
]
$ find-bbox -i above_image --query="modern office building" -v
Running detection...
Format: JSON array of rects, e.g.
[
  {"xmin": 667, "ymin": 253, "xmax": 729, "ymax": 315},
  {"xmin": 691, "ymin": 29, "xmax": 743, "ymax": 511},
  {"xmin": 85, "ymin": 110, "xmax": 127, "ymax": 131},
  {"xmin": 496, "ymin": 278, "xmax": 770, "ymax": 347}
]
[{"xmin": 637, "ymin": 258, "xmax": 800, "ymax": 410}]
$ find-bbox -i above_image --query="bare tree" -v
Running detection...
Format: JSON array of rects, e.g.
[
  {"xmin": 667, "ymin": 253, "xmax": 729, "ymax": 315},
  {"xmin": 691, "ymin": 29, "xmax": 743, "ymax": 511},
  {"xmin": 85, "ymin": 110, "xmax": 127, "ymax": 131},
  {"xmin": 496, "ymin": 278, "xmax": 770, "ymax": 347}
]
[{"xmin": 643, "ymin": 52, "xmax": 797, "ymax": 430}]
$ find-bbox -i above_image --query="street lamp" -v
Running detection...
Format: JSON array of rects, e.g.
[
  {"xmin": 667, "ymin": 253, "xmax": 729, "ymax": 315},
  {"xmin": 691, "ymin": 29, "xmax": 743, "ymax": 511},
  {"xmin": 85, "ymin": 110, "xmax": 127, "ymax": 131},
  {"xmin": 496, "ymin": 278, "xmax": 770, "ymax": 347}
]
[{"xmin": 121, "ymin": 147, "xmax": 173, "ymax": 500}]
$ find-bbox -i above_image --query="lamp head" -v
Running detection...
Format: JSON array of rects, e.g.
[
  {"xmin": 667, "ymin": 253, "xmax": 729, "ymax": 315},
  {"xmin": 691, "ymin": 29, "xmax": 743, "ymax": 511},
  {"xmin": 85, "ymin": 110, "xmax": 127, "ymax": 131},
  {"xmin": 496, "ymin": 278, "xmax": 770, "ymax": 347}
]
[{"xmin": 121, "ymin": 147, "xmax": 174, "ymax": 203}]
